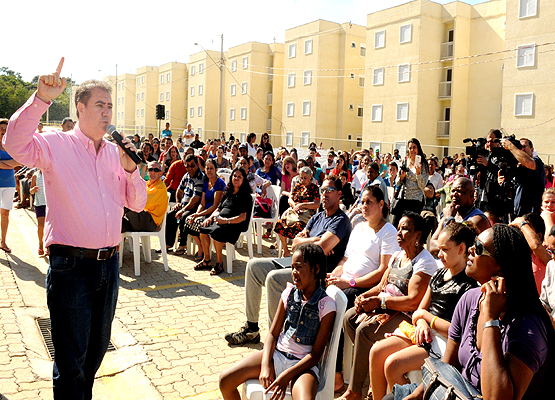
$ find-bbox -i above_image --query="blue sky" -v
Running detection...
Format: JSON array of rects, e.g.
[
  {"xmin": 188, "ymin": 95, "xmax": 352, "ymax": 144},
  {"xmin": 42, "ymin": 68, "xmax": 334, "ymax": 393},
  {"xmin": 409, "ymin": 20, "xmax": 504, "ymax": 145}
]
[{"xmin": 4, "ymin": 0, "xmax": 487, "ymax": 83}]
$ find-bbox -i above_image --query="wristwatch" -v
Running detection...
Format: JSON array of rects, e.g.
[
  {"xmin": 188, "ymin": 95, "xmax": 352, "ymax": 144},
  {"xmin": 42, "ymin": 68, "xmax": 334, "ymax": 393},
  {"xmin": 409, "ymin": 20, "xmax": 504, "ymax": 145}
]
[
  {"xmin": 349, "ymin": 278, "xmax": 356, "ymax": 288},
  {"xmin": 381, "ymin": 296, "xmax": 387, "ymax": 310},
  {"xmin": 483, "ymin": 319, "xmax": 501, "ymax": 330},
  {"xmin": 519, "ymin": 220, "xmax": 529, "ymax": 229}
]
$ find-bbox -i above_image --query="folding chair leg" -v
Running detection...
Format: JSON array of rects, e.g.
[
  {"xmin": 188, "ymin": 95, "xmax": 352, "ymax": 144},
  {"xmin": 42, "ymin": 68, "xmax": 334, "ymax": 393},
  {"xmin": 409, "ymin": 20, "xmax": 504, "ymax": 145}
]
[
  {"xmin": 143, "ymin": 237, "xmax": 152, "ymax": 263},
  {"xmin": 225, "ymin": 243, "xmax": 234, "ymax": 274},
  {"xmin": 132, "ymin": 234, "xmax": 141, "ymax": 276},
  {"xmin": 256, "ymin": 221, "xmax": 263, "ymax": 254}
]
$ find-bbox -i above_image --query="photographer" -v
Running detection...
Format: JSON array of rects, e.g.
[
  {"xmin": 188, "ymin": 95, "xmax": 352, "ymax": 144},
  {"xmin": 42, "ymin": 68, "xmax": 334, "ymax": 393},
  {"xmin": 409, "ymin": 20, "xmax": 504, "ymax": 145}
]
[{"xmin": 500, "ymin": 137, "xmax": 545, "ymax": 217}]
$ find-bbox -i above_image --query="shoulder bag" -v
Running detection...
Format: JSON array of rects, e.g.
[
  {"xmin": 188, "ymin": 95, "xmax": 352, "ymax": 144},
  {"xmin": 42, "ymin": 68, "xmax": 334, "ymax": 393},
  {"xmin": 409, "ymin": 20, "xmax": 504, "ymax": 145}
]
[{"xmin": 421, "ymin": 357, "xmax": 482, "ymax": 400}]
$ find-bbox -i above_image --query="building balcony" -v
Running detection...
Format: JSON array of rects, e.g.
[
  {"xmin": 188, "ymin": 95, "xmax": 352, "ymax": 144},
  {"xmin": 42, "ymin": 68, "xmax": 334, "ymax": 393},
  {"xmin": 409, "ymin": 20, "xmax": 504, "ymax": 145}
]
[
  {"xmin": 439, "ymin": 81, "xmax": 452, "ymax": 98},
  {"xmin": 437, "ymin": 121, "xmax": 450, "ymax": 138},
  {"xmin": 441, "ymin": 42, "xmax": 453, "ymax": 59},
  {"xmin": 268, "ymin": 68, "xmax": 274, "ymax": 81},
  {"xmin": 266, "ymin": 119, "xmax": 272, "ymax": 131},
  {"xmin": 267, "ymin": 93, "xmax": 272, "ymax": 105}
]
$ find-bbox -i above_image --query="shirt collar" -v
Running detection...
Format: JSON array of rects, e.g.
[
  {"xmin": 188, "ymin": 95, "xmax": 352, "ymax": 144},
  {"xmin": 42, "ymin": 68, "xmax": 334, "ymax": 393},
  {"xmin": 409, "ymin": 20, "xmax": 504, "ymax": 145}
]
[{"xmin": 74, "ymin": 123, "xmax": 107, "ymax": 151}]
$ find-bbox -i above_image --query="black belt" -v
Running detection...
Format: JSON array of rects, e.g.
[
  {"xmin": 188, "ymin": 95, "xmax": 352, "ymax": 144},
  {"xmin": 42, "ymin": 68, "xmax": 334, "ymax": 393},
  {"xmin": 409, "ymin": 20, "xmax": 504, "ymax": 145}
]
[{"xmin": 48, "ymin": 244, "xmax": 117, "ymax": 260}]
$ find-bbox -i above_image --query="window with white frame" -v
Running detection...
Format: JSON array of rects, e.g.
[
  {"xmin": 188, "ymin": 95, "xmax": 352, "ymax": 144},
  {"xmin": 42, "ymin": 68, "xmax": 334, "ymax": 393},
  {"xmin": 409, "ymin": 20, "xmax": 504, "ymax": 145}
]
[
  {"xmin": 288, "ymin": 73, "xmax": 295, "ymax": 88},
  {"xmin": 286, "ymin": 132, "xmax": 293, "ymax": 146},
  {"xmin": 231, "ymin": 60, "xmax": 237, "ymax": 72},
  {"xmin": 356, "ymin": 135, "xmax": 363, "ymax": 148},
  {"xmin": 398, "ymin": 64, "xmax": 410, "ymax": 82},
  {"xmin": 515, "ymin": 93, "xmax": 533, "ymax": 116},
  {"xmin": 230, "ymin": 108, "xmax": 235, "ymax": 120},
  {"xmin": 136, "ymin": 109, "xmax": 139, "ymax": 117},
  {"xmin": 373, "ymin": 68, "xmax": 384, "ymax": 85},
  {"xmin": 231, "ymin": 84, "xmax": 236, "ymax": 96},
  {"xmin": 519, "ymin": 0, "xmax": 537, "ymax": 18},
  {"xmin": 166, "ymin": 92, "xmax": 170, "ymax": 101},
  {"xmin": 350, "ymin": 73, "xmax": 355, "ymax": 79},
  {"xmin": 198, "ymin": 128, "xmax": 202, "ymax": 135},
  {"xmin": 349, "ymin": 104, "xmax": 354, "ymax": 111},
  {"xmin": 240, "ymin": 132, "xmax": 246, "ymax": 143},
  {"xmin": 360, "ymin": 45, "xmax": 366, "ymax": 57},
  {"xmin": 287, "ymin": 102, "xmax": 294, "ymax": 117},
  {"xmin": 141, "ymin": 76, "xmax": 144, "ymax": 84},
  {"xmin": 191, "ymin": 65, "xmax": 195, "ymax": 75},
  {"xmin": 241, "ymin": 82, "xmax": 247, "ymax": 94},
  {"xmin": 199, "ymin": 84, "xmax": 203, "ymax": 95},
  {"xmin": 375, "ymin": 30, "xmax": 385, "ymax": 48},
  {"xmin": 302, "ymin": 101, "xmax": 311, "ymax": 116},
  {"xmin": 517, "ymin": 44, "xmax": 535, "ymax": 67},
  {"xmin": 304, "ymin": 70, "xmax": 312, "ymax": 85},
  {"xmin": 400, "ymin": 24, "xmax": 412, "ymax": 43},
  {"xmin": 397, "ymin": 102, "xmax": 409, "ymax": 121},
  {"xmin": 137, "ymin": 77, "xmax": 140, "ymax": 85},
  {"xmin": 160, "ymin": 75, "xmax": 164, "ymax": 83},
  {"xmin": 167, "ymin": 73, "xmax": 170, "ymax": 82},
  {"xmin": 289, "ymin": 43, "xmax": 296, "ymax": 58},
  {"xmin": 160, "ymin": 93, "xmax": 163, "ymax": 102},
  {"xmin": 141, "ymin": 108, "xmax": 144, "ymax": 117},
  {"xmin": 371, "ymin": 105, "xmax": 383, "ymax": 122},
  {"xmin": 137, "ymin": 94, "xmax": 140, "ymax": 101},
  {"xmin": 241, "ymin": 107, "xmax": 247, "ymax": 120},
  {"xmin": 121, "ymin": 111, "xmax": 124, "ymax": 119},
  {"xmin": 351, "ymin": 42, "xmax": 356, "ymax": 49},
  {"xmin": 165, "ymin": 110, "xmax": 169, "ymax": 120},
  {"xmin": 191, "ymin": 86, "xmax": 195, "ymax": 96},
  {"xmin": 242, "ymin": 57, "xmax": 248, "ymax": 69},
  {"xmin": 305, "ymin": 39, "xmax": 313, "ymax": 55},
  {"xmin": 301, "ymin": 132, "xmax": 309, "ymax": 146},
  {"xmin": 199, "ymin": 63, "xmax": 204, "ymax": 73},
  {"xmin": 357, "ymin": 106, "xmax": 364, "ymax": 118},
  {"xmin": 358, "ymin": 76, "xmax": 365, "ymax": 87},
  {"xmin": 117, "ymin": 98, "xmax": 120, "ymax": 105},
  {"xmin": 141, "ymin": 92, "xmax": 144, "ymax": 100},
  {"xmin": 198, "ymin": 106, "xmax": 202, "ymax": 117},
  {"xmin": 190, "ymin": 107, "xmax": 194, "ymax": 118}
]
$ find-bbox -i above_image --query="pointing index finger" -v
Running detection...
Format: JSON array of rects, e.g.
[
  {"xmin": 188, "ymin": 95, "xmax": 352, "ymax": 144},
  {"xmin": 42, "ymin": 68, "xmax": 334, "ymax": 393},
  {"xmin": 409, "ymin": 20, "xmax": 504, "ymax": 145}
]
[{"xmin": 56, "ymin": 57, "xmax": 65, "ymax": 75}]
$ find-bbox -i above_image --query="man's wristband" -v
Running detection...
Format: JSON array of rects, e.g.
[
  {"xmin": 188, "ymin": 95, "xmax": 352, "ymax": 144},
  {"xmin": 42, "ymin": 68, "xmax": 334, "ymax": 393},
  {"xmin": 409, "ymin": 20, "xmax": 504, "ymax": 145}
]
[
  {"xmin": 483, "ymin": 319, "xmax": 501, "ymax": 330},
  {"xmin": 380, "ymin": 296, "xmax": 387, "ymax": 310}
]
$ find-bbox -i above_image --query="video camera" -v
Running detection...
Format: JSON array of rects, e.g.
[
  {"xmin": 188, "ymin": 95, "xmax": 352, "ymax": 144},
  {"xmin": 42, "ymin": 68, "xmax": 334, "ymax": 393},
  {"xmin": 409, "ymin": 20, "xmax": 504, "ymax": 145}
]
[
  {"xmin": 463, "ymin": 132, "xmax": 521, "ymax": 178},
  {"xmin": 463, "ymin": 137, "xmax": 488, "ymax": 177}
]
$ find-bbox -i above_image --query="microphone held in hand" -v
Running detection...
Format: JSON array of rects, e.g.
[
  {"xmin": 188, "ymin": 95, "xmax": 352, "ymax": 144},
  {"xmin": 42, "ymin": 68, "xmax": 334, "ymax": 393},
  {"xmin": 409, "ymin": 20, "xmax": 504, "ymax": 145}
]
[{"xmin": 107, "ymin": 125, "xmax": 142, "ymax": 165}]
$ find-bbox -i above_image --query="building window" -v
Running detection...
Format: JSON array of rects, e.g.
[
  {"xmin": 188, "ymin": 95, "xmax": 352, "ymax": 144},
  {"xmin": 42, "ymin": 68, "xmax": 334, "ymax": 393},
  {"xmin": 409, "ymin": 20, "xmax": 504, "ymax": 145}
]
[
  {"xmin": 190, "ymin": 107, "xmax": 194, "ymax": 118},
  {"xmin": 360, "ymin": 45, "xmax": 366, "ymax": 57},
  {"xmin": 351, "ymin": 42, "xmax": 356, "ymax": 49},
  {"xmin": 517, "ymin": 44, "xmax": 536, "ymax": 67},
  {"xmin": 197, "ymin": 128, "xmax": 202, "ymax": 135},
  {"xmin": 240, "ymin": 133, "xmax": 246, "ymax": 143},
  {"xmin": 166, "ymin": 92, "xmax": 170, "ymax": 101},
  {"xmin": 198, "ymin": 106, "xmax": 202, "ymax": 117},
  {"xmin": 230, "ymin": 108, "xmax": 235, "ymax": 120},
  {"xmin": 136, "ymin": 109, "xmax": 139, "ymax": 117},
  {"xmin": 160, "ymin": 75, "xmax": 164, "ymax": 83},
  {"xmin": 137, "ymin": 94, "xmax": 140, "ymax": 101},
  {"xmin": 302, "ymin": 101, "xmax": 311, "ymax": 116},
  {"xmin": 357, "ymin": 105, "xmax": 363, "ymax": 118},
  {"xmin": 397, "ymin": 102, "xmax": 409, "ymax": 121},
  {"xmin": 371, "ymin": 105, "xmax": 382, "ymax": 122},
  {"xmin": 400, "ymin": 24, "xmax": 412, "ymax": 43},
  {"xmin": 199, "ymin": 84, "xmax": 203, "ymax": 95},
  {"xmin": 286, "ymin": 132, "xmax": 293, "ymax": 146},
  {"xmin": 141, "ymin": 92, "xmax": 144, "ymax": 100},
  {"xmin": 515, "ymin": 93, "xmax": 533, "ymax": 116},
  {"xmin": 304, "ymin": 70, "xmax": 312, "ymax": 85},
  {"xmin": 287, "ymin": 102, "xmax": 294, "ymax": 117},
  {"xmin": 160, "ymin": 93, "xmax": 163, "ymax": 102},
  {"xmin": 358, "ymin": 76, "xmax": 365, "ymax": 87},
  {"xmin": 242, "ymin": 82, "xmax": 247, "ymax": 94},
  {"xmin": 241, "ymin": 107, "xmax": 247, "ymax": 120},
  {"xmin": 519, "ymin": 0, "xmax": 537, "ymax": 18},
  {"xmin": 141, "ymin": 76, "xmax": 145, "ymax": 84},
  {"xmin": 231, "ymin": 60, "xmax": 237, "ymax": 72},
  {"xmin": 117, "ymin": 98, "xmax": 120, "ymax": 105},
  {"xmin": 288, "ymin": 73, "xmax": 295, "ymax": 88},
  {"xmin": 301, "ymin": 132, "xmax": 309, "ymax": 146},
  {"xmin": 398, "ymin": 64, "xmax": 410, "ymax": 82},
  {"xmin": 141, "ymin": 108, "xmax": 144, "ymax": 117},
  {"xmin": 373, "ymin": 68, "xmax": 384, "ymax": 85},
  {"xmin": 199, "ymin": 63, "xmax": 204, "ymax": 73},
  {"xmin": 231, "ymin": 84, "xmax": 236, "ymax": 96},
  {"xmin": 121, "ymin": 111, "xmax": 124, "ymax": 119},
  {"xmin": 242, "ymin": 57, "xmax": 248, "ymax": 69},
  {"xmin": 349, "ymin": 104, "xmax": 354, "ymax": 111},
  {"xmin": 350, "ymin": 73, "xmax": 355, "ymax": 79},
  {"xmin": 305, "ymin": 39, "xmax": 313, "ymax": 55},
  {"xmin": 375, "ymin": 30, "xmax": 385, "ymax": 48},
  {"xmin": 190, "ymin": 65, "xmax": 195, "ymax": 75},
  {"xmin": 356, "ymin": 135, "xmax": 363, "ymax": 148},
  {"xmin": 137, "ymin": 77, "xmax": 140, "ymax": 85},
  {"xmin": 165, "ymin": 110, "xmax": 169, "ymax": 120},
  {"xmin": 191, "ymin": 86, "xmax": 195, "ymax": 96},
  {"xmin": 289, "ymin": 43, "xmax": 296, "ymax": 58},
  {"xmin": 167, "ymin": 73, "xmax": 170, "ymax": 82}
]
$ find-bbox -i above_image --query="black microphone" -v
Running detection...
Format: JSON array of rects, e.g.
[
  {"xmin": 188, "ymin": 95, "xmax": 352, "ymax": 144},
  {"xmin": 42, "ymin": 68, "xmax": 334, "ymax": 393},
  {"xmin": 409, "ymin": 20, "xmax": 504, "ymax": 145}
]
[{"xmin": 107, "ymin": 125, "xmax": 142, "ymax": 165}]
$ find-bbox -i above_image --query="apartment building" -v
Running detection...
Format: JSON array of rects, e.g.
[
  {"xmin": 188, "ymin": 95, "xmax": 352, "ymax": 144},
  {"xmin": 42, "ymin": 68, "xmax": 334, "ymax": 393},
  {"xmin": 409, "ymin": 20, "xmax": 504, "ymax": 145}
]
[
  {"xmin": 135, "ymin": 66, "xmax": 159, "ymax": 137},
  {"xmin": 282, "ymin": 20, "xmax": 366, "ymax": 150},
  {"xmin": 363, "ymin": 0, "xmax": 506, "ymax": 156},
  {"xmin": 225, "ymin": 42, "xmax": 284, "ymax": 143},
  {"xmin": 500, "ymin": 0, "xmax": 555, "ymax": 155},
  {"xmin": 157, "ymin": 62, "xmax": 188, "ymax": 134}
]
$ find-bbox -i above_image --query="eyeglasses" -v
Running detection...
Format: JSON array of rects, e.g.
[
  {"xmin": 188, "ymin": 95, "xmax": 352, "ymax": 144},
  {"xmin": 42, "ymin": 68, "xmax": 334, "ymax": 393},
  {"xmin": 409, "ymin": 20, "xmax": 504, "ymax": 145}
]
[
  {"xmin": 475, "ymin": 238, "xmax": 495, "ymax": 258},
  {"xmin": 185, "ymin": 164, "xmax": 196, "ymax": 169},
  {"xmin": 148, "ymin": 168, "xmax": 161, "ymax": 172},
  {"xmin": 321, "ymin": 187, "xmax": 337, "ymax": 193}
]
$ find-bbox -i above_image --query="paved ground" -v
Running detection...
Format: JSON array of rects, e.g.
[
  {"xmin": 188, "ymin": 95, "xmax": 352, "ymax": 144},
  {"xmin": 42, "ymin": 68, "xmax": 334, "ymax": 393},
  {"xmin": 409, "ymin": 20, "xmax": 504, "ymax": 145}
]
[{"xmin": 0, "ymin": 207, "xmax": 276, "ymax": 399}]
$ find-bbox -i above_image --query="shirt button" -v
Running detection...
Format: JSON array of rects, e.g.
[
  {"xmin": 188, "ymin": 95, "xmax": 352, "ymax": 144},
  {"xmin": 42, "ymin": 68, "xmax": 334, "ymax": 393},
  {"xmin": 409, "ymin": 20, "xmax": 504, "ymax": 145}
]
[{"xmin": 296, "ymin": 338, "xmax": 300, "ymax": 342}]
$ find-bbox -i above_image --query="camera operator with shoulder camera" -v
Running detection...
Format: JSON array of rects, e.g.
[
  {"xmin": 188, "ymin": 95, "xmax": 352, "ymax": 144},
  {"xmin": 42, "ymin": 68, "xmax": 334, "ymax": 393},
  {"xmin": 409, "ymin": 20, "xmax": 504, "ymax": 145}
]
[{"xmin": 500, "ymin": 137, "xmax": 545, "ymax": 217}]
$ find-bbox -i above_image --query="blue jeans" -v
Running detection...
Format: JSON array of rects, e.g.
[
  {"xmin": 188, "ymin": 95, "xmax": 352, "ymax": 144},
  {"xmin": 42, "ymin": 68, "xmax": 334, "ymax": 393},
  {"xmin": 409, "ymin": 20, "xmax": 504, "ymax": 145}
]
[{"xmin": 46, "ymin": 253, "xmax": 119, "ymax": 400}]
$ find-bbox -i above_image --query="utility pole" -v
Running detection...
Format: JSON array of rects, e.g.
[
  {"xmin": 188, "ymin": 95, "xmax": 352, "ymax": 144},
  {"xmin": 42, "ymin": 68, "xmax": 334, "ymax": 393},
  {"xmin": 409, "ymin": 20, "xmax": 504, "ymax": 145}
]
[
  {"xmin": 115, "ymin": 64, "xmax": 118, "ymax": 130},
  {"xmin": 218, "ymin": 34, "xmax": 224, "ymax": 138}
]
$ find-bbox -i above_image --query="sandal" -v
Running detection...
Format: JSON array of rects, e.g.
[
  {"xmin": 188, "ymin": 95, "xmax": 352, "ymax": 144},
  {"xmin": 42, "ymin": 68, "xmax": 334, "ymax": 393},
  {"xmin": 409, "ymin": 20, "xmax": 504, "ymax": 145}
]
[
  {"xmin": 0, "ymin": 244, "xmax": 11, "ymax": 253},
  {"xmin": 210, "ymin": 262, "xmax": 225, "ymax": 276},
  {"xmin": 38, "ymin": 248, "xmax": 45, "ymax": 256},
  {"xmin": 262, "ymin": 233, "xmax": 271, "ymax": 239},
  {"xmin": 194, "ymin": 253, "xmax": 204, "ymax": 262},
  {"xmin": 174, "ymin": 248, "xmax": 186, "ymax": 256},
  {"xmin": 194, "ymin": 259, "xmax": 212, "ymax": 271}
]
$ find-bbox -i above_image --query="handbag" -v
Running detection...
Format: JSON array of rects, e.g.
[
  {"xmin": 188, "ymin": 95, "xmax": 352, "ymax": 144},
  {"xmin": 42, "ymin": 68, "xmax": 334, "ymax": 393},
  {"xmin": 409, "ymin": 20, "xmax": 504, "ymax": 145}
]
[
  {"xmin": 254, "ymin": 197, "xmax": 273, "ymax": 218},
  {"xmin": 182, "ymin": 216, "xmax": 206, "ymax": 235},
  {"xmin": 282, "ymin": 207, "xmax": 313, "ymax": 226},
  {"xmin": 421, "ymin": 357, "xmax": 482, "ymax": 400},
  {"xmin": 390, "ymin": 182, "xmax": 407, "ymax": 216}
]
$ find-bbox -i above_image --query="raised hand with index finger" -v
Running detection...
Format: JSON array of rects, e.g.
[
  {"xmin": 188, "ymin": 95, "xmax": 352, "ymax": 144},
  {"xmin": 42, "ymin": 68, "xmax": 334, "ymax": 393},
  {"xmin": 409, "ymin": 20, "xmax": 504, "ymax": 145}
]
[{"xmin": 37, "ymin": 57, "xmax": 67, "ymax": 104}]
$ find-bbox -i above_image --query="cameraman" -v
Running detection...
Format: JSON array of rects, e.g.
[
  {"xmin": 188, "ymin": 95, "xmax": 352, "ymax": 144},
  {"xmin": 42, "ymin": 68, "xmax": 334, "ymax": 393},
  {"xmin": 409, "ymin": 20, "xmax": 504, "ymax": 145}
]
[
  {"xmin": 500, "ymin": 137, "xmax": 545, "ymax": 217},
  {"xmin": 476, "ymin": 129, "xmax": 510, "ymax": 219}
]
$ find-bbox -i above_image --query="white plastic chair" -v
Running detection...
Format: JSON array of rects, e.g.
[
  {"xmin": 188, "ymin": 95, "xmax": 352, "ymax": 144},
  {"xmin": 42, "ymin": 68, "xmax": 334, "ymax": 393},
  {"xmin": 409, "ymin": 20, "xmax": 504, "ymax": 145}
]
[
  {"xmin": 242, "ymin": 285, "xmax": 348, "ymax": 400},
  {"xmin": 224, "ymin": 194, "xmax": 256, "ymax": 273},
  {"xmin": 119, "ymin": 195, "xmax": 170, "ymax": 276},
  {"xmin": 252, "ymin": 185, "xmax": 281, "ymax": 254}
]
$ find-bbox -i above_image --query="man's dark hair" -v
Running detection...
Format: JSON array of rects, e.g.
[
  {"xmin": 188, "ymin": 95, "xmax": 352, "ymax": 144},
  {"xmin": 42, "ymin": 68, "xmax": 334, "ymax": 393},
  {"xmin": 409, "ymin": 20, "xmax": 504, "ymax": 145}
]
[
  {"xmin": 184, "ymin": 154, "xmax": 197, "ymax": 164},
  {"xmin": 74, "ymin": 80, "xmax": 112, "ymax": 118},
  {"xmin": 489, "ymin": 129, "xmax": 502, "ymax": 139},
  {"xmin": 523, "ymin": 212, "xmax": 545, "ymax": 241},
  {"xmin": 368, "ymin": 162, "xmax": 380, "ymax": 173},
  {"xmin": 0, "ymin": 118, "xmax": 8, "ymax": 126},
  {"xmin": 521, "ymin": 137, "xmax": 533, "ymax": 149},
  {"xmin": 325, "ymin": 174, "xmax": 343, "ymax": 192},
  {"xmin": 388, "ymin": 161, "xmax": 398, "ymax": 169},
  {"xmin": 62, "ymin": 117, "xmax": 73, "ymax": 125}
]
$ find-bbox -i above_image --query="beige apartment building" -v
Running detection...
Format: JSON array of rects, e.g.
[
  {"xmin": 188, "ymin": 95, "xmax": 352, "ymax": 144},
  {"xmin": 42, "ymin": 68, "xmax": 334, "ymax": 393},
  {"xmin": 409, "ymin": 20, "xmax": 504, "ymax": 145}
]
[
  {"xmin": 157, "ymin": 62, "xmax": 188, "ymax": 134},
  {"xmin": 135, "ymin": 66, "xmax": 159, "ymax": 138},
  {"xmin": 500, "ymin": 0, "xmax": 555, "ymax": 157},
  {"xmin": 281, "ymin": 20, "xmax": 366, "ymax": 150},
  {"xmin": 225, "ymin": 42, "xmax": 284, "ymax": 144},
  {"xmin": 363, "ymin": 0, "xmax": 506, "ymax": 156}
]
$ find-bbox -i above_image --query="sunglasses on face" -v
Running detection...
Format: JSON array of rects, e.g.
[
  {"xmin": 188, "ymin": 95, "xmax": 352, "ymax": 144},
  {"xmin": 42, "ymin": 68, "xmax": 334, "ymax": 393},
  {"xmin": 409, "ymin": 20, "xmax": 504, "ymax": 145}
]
[
  {"xmin": 475, "ymin": 238, "xmax": 495, "ymax": 258},
  {"xmin": 321, "ymin": 187, "xmax": 337, "ymax": 193},
  {"xmin": 148, "ymin": 168, "xmax": 161, "ymax": 172}
]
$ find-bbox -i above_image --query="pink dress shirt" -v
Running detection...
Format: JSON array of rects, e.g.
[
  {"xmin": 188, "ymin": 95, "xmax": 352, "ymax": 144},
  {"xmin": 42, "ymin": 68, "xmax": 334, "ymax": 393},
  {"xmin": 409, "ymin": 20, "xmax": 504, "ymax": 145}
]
[{"xmin": 4, "ymin": 92, "xmax": 147, "ymax": 249}]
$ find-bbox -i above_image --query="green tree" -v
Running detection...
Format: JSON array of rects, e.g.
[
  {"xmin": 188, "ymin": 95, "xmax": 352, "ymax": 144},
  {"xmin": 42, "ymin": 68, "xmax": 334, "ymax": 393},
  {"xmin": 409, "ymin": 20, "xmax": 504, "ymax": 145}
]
[{"xmin": 0, "ymin": 67, "xmax": 34, "ymax": 119}]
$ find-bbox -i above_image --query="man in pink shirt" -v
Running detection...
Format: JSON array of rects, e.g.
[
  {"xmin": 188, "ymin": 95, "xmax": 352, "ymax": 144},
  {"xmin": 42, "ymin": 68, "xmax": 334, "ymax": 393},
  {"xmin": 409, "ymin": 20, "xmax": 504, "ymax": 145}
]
[{"xmin": 4, "ymin": 58, "xmax": 146, "ymax": 400}]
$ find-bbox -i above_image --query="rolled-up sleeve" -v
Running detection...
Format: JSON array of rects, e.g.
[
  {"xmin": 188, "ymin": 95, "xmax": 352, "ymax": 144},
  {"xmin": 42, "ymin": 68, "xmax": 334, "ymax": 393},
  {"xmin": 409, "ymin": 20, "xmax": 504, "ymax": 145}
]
[{"xmin": 124, "ymin": 168, "xmax": 147, "ymax": 212}]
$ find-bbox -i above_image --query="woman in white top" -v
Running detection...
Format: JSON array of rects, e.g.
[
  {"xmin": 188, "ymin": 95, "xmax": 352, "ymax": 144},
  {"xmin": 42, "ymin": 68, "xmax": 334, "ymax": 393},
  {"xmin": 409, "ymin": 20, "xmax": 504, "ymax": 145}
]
[{"xmin": 246, "ymin": 132, "xmax": 257, "ymax": 158}]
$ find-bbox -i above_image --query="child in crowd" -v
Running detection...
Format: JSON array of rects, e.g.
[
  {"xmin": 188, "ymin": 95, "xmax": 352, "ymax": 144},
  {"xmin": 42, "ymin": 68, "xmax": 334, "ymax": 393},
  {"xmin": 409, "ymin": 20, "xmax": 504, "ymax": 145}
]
[
  {"xmin": 29, "ymin": 170, "xmax": 46, "ymax": 256},
  {"xmin": 219, "ymin": 243, "xmax": 336, "ymax": 400}
]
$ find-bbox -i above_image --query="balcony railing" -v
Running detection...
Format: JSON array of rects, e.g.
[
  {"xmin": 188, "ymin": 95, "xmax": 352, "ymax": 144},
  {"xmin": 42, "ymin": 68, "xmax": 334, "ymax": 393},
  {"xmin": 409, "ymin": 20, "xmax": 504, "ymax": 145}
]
[
  {"xmin": 267, "ymin": 93, "xmax": 272, "ymax": 105},
  {"xmin": 268, "ymin": 68, "xmax": 274, "ymax": 81},
  {"xmin": 441, "ymin": 42, "xmax": 453, "ymax": 59},
  {"xmin": 437, "ymin": 121, "xmax": 450, "ymax": 138},
  {"xmin": 439, "ymin": 81, "xmax": 452, "ymax": 98},
  {"xmin": 266, "ymin": 119, "xmax": 272, "ymax": 130}
]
